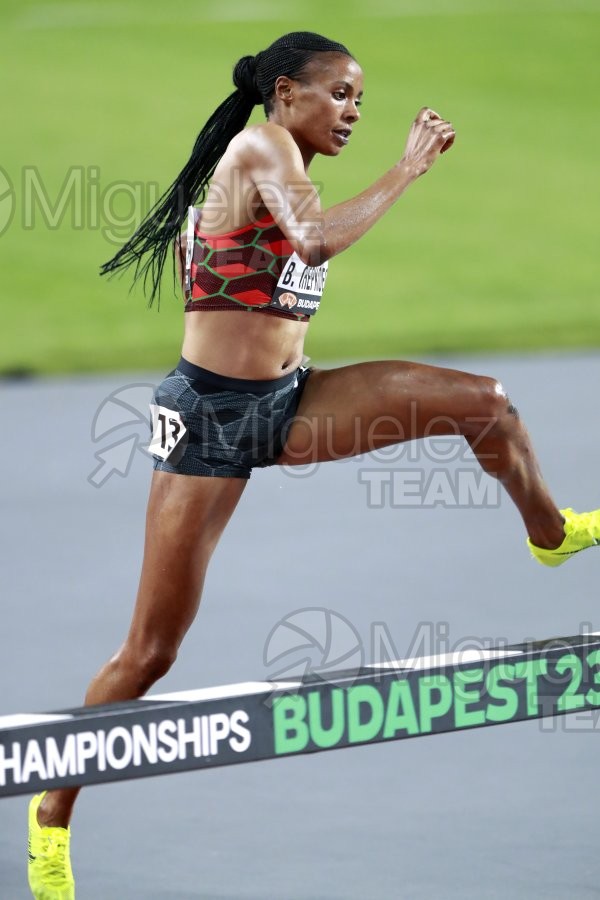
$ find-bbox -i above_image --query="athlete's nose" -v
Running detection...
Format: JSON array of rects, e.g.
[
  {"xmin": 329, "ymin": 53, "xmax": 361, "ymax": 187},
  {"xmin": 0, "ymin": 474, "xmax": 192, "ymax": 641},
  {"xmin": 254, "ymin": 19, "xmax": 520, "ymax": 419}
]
[{"xmin": 345, "ymin": 101, "xmax": 360, "ymax": 123}]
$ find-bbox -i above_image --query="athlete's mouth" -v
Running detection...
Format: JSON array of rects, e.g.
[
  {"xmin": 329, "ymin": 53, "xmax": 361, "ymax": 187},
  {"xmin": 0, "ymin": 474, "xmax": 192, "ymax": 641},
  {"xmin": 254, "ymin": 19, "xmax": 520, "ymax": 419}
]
[{"xmin": 332, "ymin": 128, "xmax": 352, "ymax": 145}]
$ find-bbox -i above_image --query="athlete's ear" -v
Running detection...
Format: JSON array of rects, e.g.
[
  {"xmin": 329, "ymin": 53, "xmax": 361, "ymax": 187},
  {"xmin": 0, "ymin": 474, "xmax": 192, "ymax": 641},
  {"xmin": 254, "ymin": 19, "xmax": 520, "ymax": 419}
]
[{"xmin": 274, "ymin": 75, "xmax": 294, "ymax": 104}]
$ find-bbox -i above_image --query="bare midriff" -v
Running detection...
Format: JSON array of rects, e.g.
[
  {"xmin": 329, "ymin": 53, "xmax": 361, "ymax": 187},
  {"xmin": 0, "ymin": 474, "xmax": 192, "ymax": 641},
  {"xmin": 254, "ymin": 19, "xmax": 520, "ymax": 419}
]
[{"xmin": 181, "ymin": 309, "xmax": 310, "ymax": 380}]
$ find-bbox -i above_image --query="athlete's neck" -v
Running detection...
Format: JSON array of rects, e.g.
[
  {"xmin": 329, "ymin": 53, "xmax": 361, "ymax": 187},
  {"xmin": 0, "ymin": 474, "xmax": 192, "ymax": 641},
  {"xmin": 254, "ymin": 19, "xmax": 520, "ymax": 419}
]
[{"xmin": 267, "ymin": 115, "xmax": 315, "ymax": 171}]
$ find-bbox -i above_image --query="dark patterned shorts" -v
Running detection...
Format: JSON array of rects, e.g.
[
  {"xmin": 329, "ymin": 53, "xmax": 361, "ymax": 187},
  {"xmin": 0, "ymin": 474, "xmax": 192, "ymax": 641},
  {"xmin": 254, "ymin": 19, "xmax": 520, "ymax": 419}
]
[{"xmin": 151, "ymin": 357, "xmax": 313, "ymax": 478}]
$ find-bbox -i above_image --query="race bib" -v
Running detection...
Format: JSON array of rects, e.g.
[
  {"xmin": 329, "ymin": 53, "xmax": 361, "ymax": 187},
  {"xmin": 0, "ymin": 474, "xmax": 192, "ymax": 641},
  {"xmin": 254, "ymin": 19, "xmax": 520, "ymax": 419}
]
[
  {"xmin": 271, "ymin": 252, "xmax": 328, "ymax": 316},
  {"xmin": 149, "ymin": 404, "xmax": 187, "ymax": 461}
]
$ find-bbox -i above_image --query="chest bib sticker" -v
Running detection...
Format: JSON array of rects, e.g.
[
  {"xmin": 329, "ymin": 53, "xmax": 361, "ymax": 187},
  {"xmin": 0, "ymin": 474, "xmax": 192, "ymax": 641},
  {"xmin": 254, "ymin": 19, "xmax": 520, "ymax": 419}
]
[
  {"xmin": 149, "ymin": 404, "xmax": 187, "ymax": 461},
  {"xmin": 271, "ymin": 252, "xmax": 328, "ymax": 316}
]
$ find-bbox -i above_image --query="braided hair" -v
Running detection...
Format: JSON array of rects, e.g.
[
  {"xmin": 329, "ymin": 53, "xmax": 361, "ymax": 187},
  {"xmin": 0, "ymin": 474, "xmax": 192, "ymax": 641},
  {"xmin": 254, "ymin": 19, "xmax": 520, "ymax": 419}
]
[{"xmin": 100, "ymin": 31, "xmax": 352, "ymax": 306}]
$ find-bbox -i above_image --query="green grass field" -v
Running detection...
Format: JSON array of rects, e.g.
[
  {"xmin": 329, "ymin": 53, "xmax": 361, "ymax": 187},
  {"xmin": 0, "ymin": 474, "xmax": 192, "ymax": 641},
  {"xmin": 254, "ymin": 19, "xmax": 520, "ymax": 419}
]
[{"xmin": 1, "ymin": 0, "xmax": 599, "ymax": 373}]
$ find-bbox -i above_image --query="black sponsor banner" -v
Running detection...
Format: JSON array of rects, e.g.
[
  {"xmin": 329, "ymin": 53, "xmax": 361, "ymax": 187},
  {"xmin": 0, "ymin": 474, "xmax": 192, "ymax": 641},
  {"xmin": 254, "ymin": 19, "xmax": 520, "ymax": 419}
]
[
  {"xmin": 0, "ymin": 695, "xmax": 274, "ymax": 797},
  {"xmin": 2, "ymin": 634, "xmax": 600, "ymax": 798},
  {"xmin": 272, "ymin": 635, "xmax": 600, "ymax": 758}
]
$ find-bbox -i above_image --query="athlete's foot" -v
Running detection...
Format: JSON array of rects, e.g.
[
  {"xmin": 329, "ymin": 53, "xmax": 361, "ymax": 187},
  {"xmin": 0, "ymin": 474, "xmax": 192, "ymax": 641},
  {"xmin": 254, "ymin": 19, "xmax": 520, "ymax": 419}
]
[
  {"xmin": 28, "ymin": 793, "xmax": 75, "ymax": 899},
  {"xmin": 528, "ymin": 508, "xmax": 600, "ymax": 567}
]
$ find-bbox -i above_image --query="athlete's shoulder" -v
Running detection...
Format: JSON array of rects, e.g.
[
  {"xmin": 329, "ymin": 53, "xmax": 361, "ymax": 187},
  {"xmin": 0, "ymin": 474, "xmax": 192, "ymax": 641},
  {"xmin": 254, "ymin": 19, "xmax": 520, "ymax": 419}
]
[
  {"xmin": 244, "ymin": 122, "xmax": 294, "ymax": 143},
  {"xmin": 232, "ymin": 123, "xmax": 301, "ymax": 163}
]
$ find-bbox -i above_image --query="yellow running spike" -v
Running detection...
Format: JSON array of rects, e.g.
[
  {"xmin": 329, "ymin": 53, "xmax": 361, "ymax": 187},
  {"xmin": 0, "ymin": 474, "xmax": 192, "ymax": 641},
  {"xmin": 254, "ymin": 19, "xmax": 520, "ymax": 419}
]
[
  {"xmin": 528, "ymin": 507, "xmax": 600, "ymax": 567},
  {"xmin": 28, "ymin": 792, "xmax": 75, "ymax": 900}
]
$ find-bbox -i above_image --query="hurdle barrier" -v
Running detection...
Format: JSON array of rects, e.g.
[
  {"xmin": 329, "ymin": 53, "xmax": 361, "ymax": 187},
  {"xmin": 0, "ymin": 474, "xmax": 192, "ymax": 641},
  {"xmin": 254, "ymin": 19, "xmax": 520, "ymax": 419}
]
[{"xmin": 2, "ymin": 632, "xmax": 600, "ymax": 798}]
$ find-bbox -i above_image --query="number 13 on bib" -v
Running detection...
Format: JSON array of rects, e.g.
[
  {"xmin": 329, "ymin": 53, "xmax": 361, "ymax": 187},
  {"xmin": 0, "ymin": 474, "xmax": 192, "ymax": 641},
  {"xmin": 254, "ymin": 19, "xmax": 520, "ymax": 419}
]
[{"xmin": 149, "ymin": 404, "xmax": 187, "ymax": 461}]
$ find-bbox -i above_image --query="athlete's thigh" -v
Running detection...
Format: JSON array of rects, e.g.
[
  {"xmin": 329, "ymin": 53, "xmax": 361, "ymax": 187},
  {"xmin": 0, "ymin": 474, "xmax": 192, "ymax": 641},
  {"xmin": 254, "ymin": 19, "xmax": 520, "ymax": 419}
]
[
  {"xmin": 127, "ymin": 470, "xmax": 247, "ymax": 646},
  {"xmin": 277, "ymin": 360, "xmax": 498, "ymax": 465}
]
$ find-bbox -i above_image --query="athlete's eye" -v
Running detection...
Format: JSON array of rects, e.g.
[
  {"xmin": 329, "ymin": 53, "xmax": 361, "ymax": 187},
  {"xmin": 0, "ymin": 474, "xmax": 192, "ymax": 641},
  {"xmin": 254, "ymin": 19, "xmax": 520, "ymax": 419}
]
[{"xmin": 333, "ymin": 90, "xmax": 362, "ymax": 107}]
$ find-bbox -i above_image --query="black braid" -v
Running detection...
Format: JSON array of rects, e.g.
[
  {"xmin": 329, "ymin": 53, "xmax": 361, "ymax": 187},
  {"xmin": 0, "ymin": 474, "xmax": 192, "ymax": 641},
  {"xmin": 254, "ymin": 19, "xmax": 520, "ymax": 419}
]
[{"xmin": 100, "ymin": 32, "xmax": 352, "ymax": 306}]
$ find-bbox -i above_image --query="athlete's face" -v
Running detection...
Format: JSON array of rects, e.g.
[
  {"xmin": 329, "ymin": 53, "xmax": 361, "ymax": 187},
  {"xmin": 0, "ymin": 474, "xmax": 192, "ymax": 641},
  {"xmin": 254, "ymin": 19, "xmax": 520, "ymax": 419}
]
[{"xmin": 274, "ymin": 53, "xmax": 364, "ymax": 160}]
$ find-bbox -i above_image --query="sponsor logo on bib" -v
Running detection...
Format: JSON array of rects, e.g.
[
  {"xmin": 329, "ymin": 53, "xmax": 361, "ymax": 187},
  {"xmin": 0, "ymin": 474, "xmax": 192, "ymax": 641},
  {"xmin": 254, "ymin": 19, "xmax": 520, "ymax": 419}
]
[{"xmin": 279, "ymin": 292, "xmax": 298, "ymax": 309}]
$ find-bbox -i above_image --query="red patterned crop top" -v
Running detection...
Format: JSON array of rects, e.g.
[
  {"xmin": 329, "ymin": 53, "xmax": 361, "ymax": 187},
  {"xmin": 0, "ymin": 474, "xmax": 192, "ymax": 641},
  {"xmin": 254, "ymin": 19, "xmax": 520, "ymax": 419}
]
[{"xmin": 183, "ymin": 207, "xmax": 328, "ymax": 321}]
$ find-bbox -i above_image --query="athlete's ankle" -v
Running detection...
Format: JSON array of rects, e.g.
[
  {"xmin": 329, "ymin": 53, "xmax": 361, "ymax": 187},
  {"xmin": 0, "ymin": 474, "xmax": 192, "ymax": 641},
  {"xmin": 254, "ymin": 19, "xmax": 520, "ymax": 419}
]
[
  {"xmin": 37, "ymin": 796, "xmax": 72, "ymax": 830},
  {"xmin": 527, "ymin": 513, "xmax": 566, "ymax": 550}
]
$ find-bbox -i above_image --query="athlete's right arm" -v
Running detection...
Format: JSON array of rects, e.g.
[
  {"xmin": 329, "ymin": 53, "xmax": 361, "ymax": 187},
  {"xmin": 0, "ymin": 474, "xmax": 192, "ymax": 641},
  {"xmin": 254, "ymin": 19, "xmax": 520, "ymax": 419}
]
[{"xmin": 245, "ymin": 109, "xmax": 454, "ymax": 267}]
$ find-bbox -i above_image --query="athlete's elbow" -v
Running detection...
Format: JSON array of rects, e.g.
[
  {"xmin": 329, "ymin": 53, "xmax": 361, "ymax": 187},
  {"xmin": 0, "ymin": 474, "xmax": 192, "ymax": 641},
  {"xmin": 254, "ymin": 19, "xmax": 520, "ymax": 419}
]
[{"xmin": 295, "ymin": 236, "xmax": 330, "ymax": 267}]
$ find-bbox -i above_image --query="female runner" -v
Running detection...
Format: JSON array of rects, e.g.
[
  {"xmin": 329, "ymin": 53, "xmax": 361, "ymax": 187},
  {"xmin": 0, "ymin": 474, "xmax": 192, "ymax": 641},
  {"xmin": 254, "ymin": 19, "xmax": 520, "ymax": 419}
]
[{"xmin": 27, "ymin": 30, "xmax": 600, "ymax": 899}]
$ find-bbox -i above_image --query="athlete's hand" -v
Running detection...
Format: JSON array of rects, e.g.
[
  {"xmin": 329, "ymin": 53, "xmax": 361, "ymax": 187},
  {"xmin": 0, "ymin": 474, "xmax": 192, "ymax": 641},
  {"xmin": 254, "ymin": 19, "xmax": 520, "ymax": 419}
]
[{"xmin": 401, "ymin": 107, "xmax": 455, "ymax": 177}]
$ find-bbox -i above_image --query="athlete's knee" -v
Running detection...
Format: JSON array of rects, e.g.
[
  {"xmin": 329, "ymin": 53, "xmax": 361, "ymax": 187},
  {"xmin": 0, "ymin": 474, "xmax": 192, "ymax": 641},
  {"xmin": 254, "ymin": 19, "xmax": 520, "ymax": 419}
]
[
  {"xmin": 142, "ymin": 642, "xmax": 178, "ymax": 682},
  {"xmin": 118, "ymin": 640, "xmax": 178, "ymax": 691},
  {"xmin": 476, "ymin": 376, "xmax": 516, "ymax": 419}
]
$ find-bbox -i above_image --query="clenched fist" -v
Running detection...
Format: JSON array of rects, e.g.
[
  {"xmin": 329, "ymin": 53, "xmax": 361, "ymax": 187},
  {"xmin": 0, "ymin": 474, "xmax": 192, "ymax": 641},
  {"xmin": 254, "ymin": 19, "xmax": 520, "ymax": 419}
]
[{"xmin": 402, "ymin": 107, "xmax": 455, "ymax": 177}]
